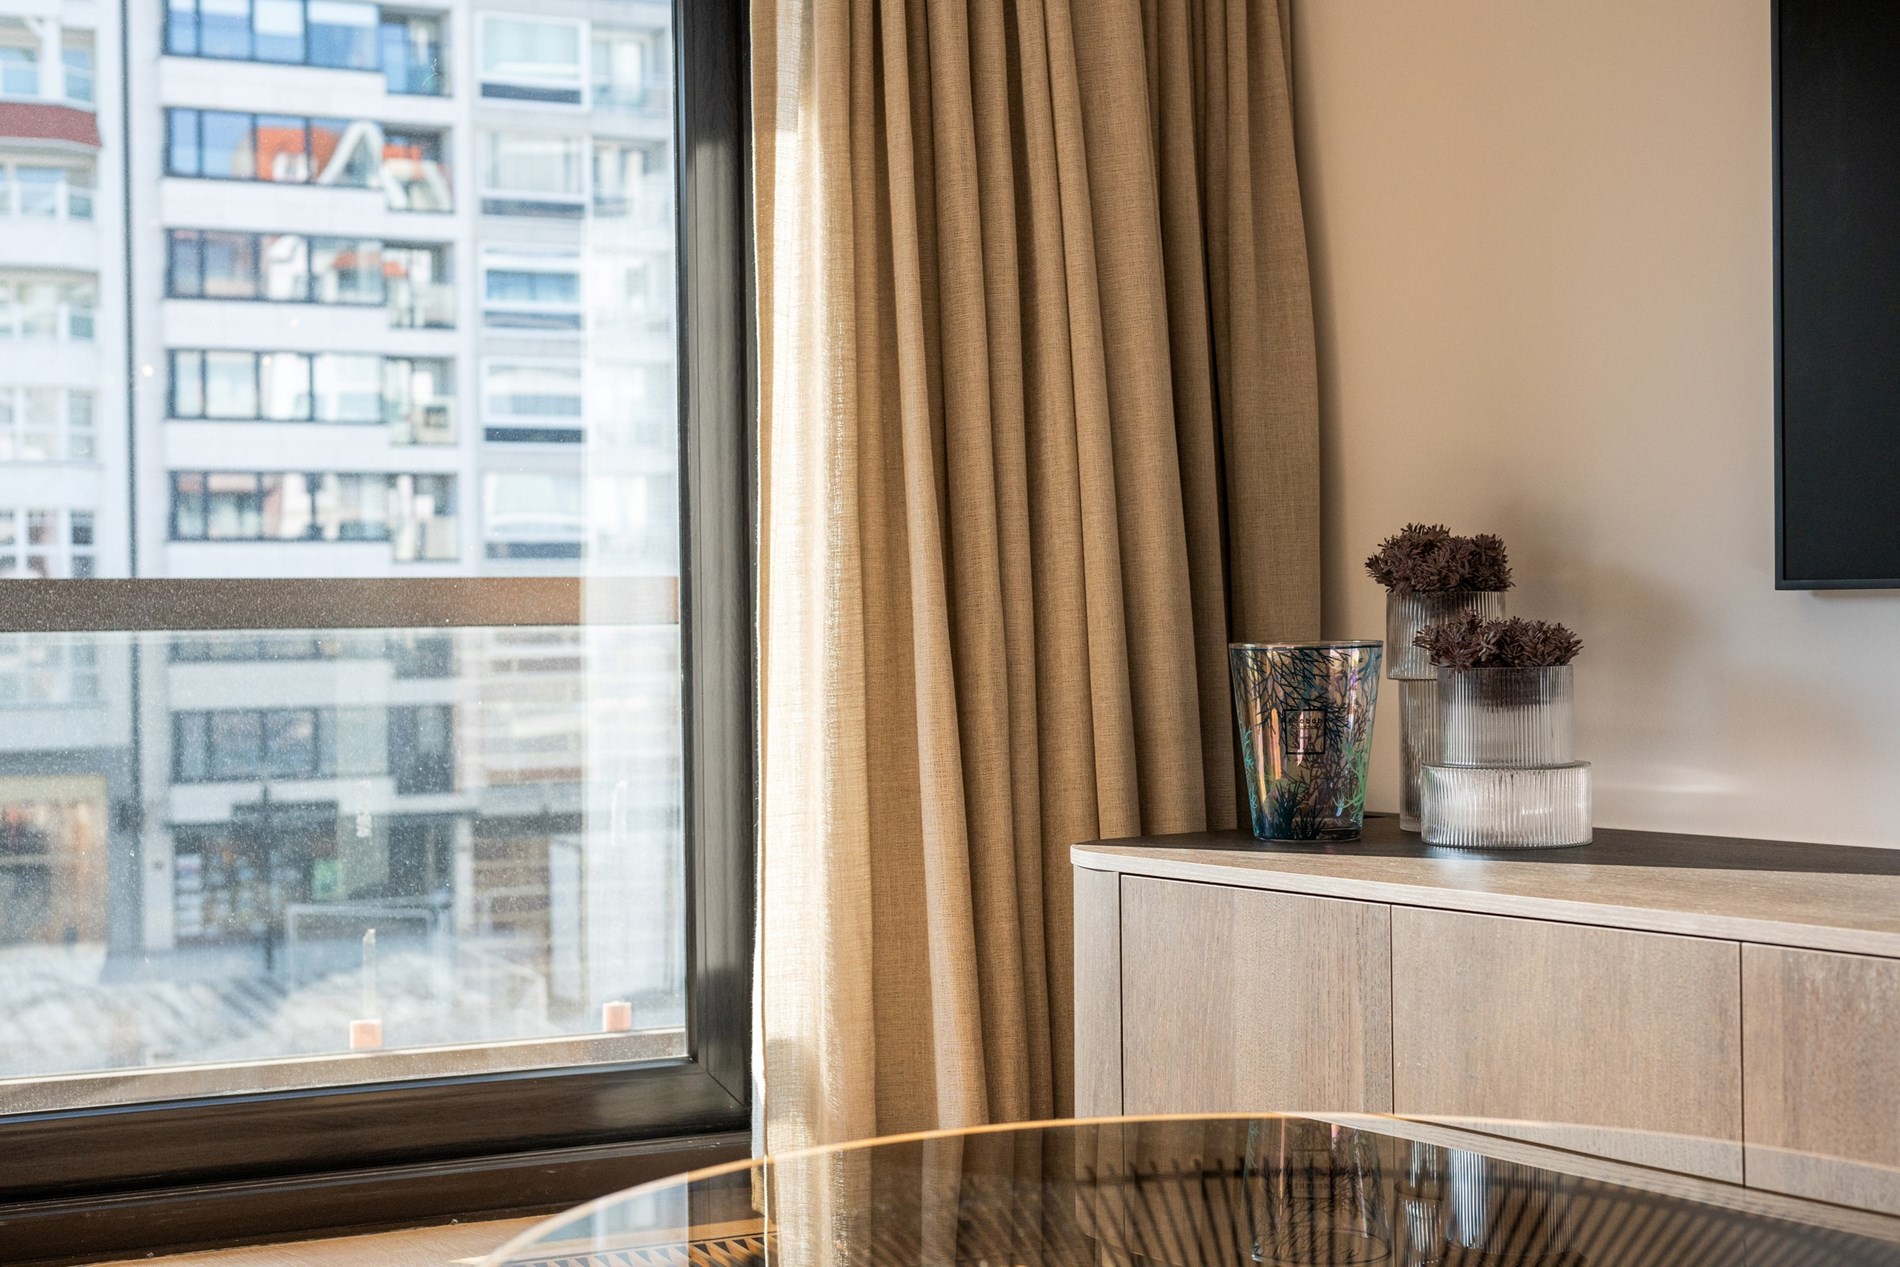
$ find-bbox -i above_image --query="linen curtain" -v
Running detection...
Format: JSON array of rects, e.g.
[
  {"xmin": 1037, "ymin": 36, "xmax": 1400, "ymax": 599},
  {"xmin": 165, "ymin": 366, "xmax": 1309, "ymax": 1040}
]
[{"xmin": 754, "ymin": 0, "xmax": 1318, "ymax": 1153}]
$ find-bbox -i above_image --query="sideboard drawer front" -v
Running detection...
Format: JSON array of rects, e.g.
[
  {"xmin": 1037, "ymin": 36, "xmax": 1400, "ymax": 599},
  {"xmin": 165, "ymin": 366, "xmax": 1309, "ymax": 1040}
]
[
  {"xmin": 1119, "ymin": 877, "xmax": 1393, "ymax": 1117},
  {"xmin": 1744, "ymin": 945, "xmax": 1900, "ymax": 1215},
  {"xmin": 1390, "ymin": 907, "xmax": 1743, "ymax": 1181}
]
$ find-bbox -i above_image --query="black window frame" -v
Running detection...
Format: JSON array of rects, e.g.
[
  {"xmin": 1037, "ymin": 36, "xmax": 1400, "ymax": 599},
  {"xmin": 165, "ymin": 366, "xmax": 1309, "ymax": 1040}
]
[{"xmin": 0, "ymin": 3, "xmax": 750, "ymax": 1260}]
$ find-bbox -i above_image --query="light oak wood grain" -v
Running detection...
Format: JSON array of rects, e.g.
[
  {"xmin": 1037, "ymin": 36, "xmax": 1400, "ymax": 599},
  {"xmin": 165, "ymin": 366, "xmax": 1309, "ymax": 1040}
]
[
  {"xmin": 1390, "ymin": 907, "xmax": 1743, "ymax": 1181},
  {"xmin": 1074, "ymin": 818, "xmax": 1900, "ymax": 958},
  {"xmin": 1118, "ymin": 877, "xmax": 1392, "ymax": 1116},
  {"xmin": 1743, "ymin": 944, "xmax": 1900, "ymax": 1216},
  {"xmin": 98, "ymin": 1218, "xmax": 537, "ymax": 1266},
  {"xmin": 1074, "ymin": 866, "xmax": 1123, "ymax": 1119}
]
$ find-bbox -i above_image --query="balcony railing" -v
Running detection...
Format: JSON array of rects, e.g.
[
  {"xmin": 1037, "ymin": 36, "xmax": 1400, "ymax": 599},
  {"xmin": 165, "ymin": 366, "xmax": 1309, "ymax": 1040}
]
[
  {"xmin": 388, "ymin": 402, "xmax": 454, "ymax": 446},
  {"xmin": 0, "ymin": 170, "xmax": 92, "ymax": 221}
]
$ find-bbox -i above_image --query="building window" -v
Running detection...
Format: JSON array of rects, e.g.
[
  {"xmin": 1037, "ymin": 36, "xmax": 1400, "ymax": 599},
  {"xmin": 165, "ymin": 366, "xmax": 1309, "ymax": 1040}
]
[
  {"xmin": 481, "ymin": 248, "xmax": 583, "ymax": 333},
  {"xmin": 166, "ymin": 0, "xmax": 388, "ymax": 72},
  {"xmin": 592, "ymin": 29, "xmax": 664, "ymax": 113},
  {"xmin": 0, "ymin": 633, "xmax": 101, "ymax": 706},
  {"xmin": 165, "ymin": 230, "xmax": 453, "ymax": 314},
  {"xmin": 0, "ymin": 508, "xmax": 96, "ymax": 578},
  {"xmin": 480, "ymin": 130, "xmax": 584, "ymax": 217},
  {"xmin": 384, "ymin": 356, "xmax": 454, "ymax": 444},
  {"xmin": 0, "ymin": 23, "xmax": 37, "ymax": 97},
  {"xmin": 483, "ymin": 471, "xmax": 582, "ymax": 559},
  {"xmin": 0, "ymin": 387, "xmax": 97, "ymax": 461},
  {"xmin": 478, "ymin": 14, "xmax": 584, "ymax": 105},
  {"xmin": 169, "ymin": 350, "xmax": 451, "ymax": 437},
  {"xmin": 482, "ymin": 360, "xmax": 583, "ymax": 444},
  {"xmin": 61, "ymin": 37, "xmax": 93, "ymax": 102},
  {"xmin": 166, "ymin": 109, "xmax": 387, "ymax": 189},
  {"xmin": 0, "ymin": 162, "xmax": 94, "ymax": 220},
  {"xmin": 384, "ymin": 242, "xmax": 452, "ymax": 328},
  {"xmin": 592, "ymin": 140, "xmax": 668, "ymax": 226},
  {"xmin": 381, "ymin": 127, "xmax": 451, "ymax": 211},
  {"xmin": 169, "ymin": 471, "xmax": 457, "ymax": 558},
  {"xmin": 379, "ymin": 10, "xmax": 444, "ymax": 95},
  {"xmin": 0, "ymin": 276, "xmax": 95, "ymax": 341},
  {"xmin": 173, "ymin": 708, "xmax": 336, "ymax": 783}
]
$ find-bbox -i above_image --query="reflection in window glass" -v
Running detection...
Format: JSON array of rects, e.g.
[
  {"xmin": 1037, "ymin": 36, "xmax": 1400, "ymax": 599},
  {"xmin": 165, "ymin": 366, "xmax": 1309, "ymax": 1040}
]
[
  {"xmin": 307, "ymin": 0, "xmax": 377, "ymax": 69},
  {"xmin": 251, "ymin": 0, "xmax": 306, "ymax": 62}
]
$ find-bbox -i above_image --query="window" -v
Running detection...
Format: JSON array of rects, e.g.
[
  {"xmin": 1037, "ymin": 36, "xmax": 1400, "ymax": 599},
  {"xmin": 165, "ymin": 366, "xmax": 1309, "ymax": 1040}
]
[
  {"xmin": 381, "ymin": 128, "xmax": 452, "ymax": 211},
  {"xmin": 169, "ymin": 470, "xmax": 455, "ymax": 555},
  {"xmin": 0, "ymin": 26, "xmax": 36, "ymax": 97},
  {"xmin": 593, "ymin": 140, "xmax": 669, "ymax": 226},
  {"xmin": 0, "ymin": 162, "xmax": 93, "ymax": 220},
  {"xmin": 384, "ymin": 356, "xmax": 453, "ymax": 444},
  {"xmin": 168, "ymin": 0, "xmax": 383, "ymax": 70},
  {"xmin": 483, "ymin": 471, "xmax": 581, "ymax": 559},
  {"xmin": 0, "ymin": 508, "xmax": 96, "ymax": 577},
  {"xmin": 384, "ymin": 243, "xmax": 452, "ymax": 327},
  {"xmin": 166, "ymin": 109, "xmax": 393, "ymax": 191},
  {"xmin": 481, "ymin": 130, "xmax": 584, "ymax": 217},
  {"xmin": 61, "ymin": 38, "xmax": 93, "ymax": 103},
  {"xmin": 380, "ymin": 10, "xmax": 444, "ymax": 95},
  {"xmin": 592, "ymin": 29, "xmax": 663, "ymax": 113},
  {"xmin": 0, "ymin": 3, "xmax": 747, "ymax": 1259},
  {"xmin": 482, "ymin": 360, "xmax": 582, "ymax": 443},
  {"xmin": 166, "ymin": 230, "xmax": 452, "ymax": 318},
  {"xmin": 0, "ymin": 277, "xmax": 94, "ymax": 341},
  {"xmin": 171, "ymin": 349, "xmax": 448, "ymax": 432},
  {"xmin": 481, "ymin": 248, "xmax": 583, "ymax": 332},
  {"xmin": 478, "ymin": 13, "xmax": 584, "ymax": 104},
  {"xmin": 0, "ymin": 387, "xmax": 95, "ymax": 461},
  {"xmin": 307, "ymin": 0, "xmax": 376, "ymax": 68},
  {"xmin": 0, "ymin": 633, "xmax": 102, "ymax": 706}
]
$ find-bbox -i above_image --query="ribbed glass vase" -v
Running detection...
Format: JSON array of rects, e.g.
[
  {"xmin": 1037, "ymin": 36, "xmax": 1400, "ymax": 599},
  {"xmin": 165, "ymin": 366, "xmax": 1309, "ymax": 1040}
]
[
  {"xmin": 1420, "ymin": 763, "xmax": 1593, "ymax": 848},
  {"xmin": 1398, "ymin": 680, "xmax": 1436, "ymax": 833},
  {"xmin": 1435, "ymin": 665, "xmax": 1574, "ymax": 767},
  {"xmin": 1384, "ymin": 590, "xmax": 1506, "ymax": 681}
]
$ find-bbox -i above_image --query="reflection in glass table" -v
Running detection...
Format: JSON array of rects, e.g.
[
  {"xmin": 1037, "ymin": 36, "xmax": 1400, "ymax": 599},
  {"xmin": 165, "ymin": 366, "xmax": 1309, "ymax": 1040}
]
[{"xmin": 486, "ymin": 1114, "xmax": 1900, "ymax": 1266}]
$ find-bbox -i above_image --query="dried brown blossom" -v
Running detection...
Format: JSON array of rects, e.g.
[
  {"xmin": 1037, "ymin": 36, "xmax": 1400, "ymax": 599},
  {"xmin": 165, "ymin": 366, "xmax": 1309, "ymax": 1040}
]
[
  {"xmin": 1365, "ymin": 523, "xmax": 1513, "ymax": 594},
  {"xmin": 1414, "ymin": 612, "xmax": 1582, "ymax": 670}
]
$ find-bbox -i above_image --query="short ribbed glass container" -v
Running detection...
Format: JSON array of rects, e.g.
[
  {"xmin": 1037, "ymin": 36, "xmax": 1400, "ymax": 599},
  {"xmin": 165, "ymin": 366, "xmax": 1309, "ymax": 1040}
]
[
  {"xmin": 1385, "ymin": 590, "xmax": 1506, "ymax": 681},
  {"xmin": 1398, "ymin": 680, "xmax": 1436, "ymax": 833},
  {"xmin": 1420, "ymin": 763, "xmax": 1593, "ymax": 848},
  {"xmin": 1435, "ymin": 666, "xmax": 1574, "ymax": 767}
]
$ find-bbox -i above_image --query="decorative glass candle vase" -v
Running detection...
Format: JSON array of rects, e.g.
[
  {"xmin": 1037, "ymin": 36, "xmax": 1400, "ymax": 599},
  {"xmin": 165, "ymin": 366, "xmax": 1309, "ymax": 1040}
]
[
  {"xmin": 1422, "ymin": 663, "xmax": 1590, "ymax": 848},
  {"xmin": 1384, "ymin": 589, "xmax": 1507, "ymax": 681},
  {"xmin": 1436, "ymin": 665, "xmax": 1574, "ymax": 766},
  {"xmin": 1230, "ymin": 641, "xmax": 1383, "ymax": 842}
]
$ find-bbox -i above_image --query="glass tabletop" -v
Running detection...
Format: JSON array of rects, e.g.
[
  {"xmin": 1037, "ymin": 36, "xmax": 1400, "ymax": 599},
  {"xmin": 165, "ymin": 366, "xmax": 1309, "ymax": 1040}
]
[{"xmin": 485, "ymin": 1114, "xmax": 1900, "ymax": 1266}]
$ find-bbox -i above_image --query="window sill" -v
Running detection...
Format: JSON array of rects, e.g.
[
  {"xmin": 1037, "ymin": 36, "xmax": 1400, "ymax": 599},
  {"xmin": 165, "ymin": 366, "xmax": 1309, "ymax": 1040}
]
[{"xmin": 98, "ymin": 1217, "xmax": 540, "ymax": 1266}]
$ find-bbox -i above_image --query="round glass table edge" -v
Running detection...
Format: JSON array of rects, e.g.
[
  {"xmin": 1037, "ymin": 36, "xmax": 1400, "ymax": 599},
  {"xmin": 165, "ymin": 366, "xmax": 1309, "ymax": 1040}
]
[{"xmin": 479, "ymin": 1110, "xmax": 1830, "ymax": 1266}]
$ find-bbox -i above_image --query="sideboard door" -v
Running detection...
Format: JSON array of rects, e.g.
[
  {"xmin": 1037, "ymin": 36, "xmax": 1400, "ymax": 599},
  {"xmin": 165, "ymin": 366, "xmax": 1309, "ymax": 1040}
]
[
  {"xmin": 1744, "ymin": 944, "xmax": 1900, "ymax": 1216},
  {"xmin": 1118, "ymin": 876, "xmax": 1393, "ymax": 1116},
  {"xmin": 1390, "ymin": 907, "xmax": 1743, "ymax": 1181}
]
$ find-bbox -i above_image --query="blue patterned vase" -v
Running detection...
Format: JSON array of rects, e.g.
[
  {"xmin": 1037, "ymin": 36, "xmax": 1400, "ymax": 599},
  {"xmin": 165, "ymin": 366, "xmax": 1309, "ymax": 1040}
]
[{"xmin": 1230, "ymin": 641, "xmax": 1384, "ymax": 842}]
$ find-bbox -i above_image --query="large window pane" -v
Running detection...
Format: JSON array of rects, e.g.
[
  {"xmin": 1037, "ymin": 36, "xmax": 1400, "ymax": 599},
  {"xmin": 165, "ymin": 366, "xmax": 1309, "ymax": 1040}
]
[{"xmin": 0, "ymin": 0, "xmax": 696, "ymax": 1124}]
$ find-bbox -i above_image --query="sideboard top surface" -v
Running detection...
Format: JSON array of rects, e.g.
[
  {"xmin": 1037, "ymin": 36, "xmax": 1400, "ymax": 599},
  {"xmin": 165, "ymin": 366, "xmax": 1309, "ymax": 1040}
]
[{"xmin": 1072, "ymin": 817, "xmax": 1900, "ymax": 958}]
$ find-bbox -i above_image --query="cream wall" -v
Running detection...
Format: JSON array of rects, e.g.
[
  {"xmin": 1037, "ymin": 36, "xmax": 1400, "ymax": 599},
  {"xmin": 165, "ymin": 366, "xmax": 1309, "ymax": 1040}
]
[{"xmin": 1292, "ymin": 0, "xmax": 1900, "ymax": 847}]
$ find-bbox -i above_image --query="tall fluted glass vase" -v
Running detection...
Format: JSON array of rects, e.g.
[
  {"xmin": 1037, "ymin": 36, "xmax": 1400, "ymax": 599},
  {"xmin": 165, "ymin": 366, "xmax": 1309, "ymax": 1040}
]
[{"xmin": 1385, "ymin": 590, "xmax": 1505, "ymax": 830}]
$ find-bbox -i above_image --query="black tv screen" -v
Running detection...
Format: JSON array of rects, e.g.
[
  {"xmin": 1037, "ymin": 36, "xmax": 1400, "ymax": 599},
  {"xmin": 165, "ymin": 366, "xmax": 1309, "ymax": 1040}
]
[{"xmin": 1777, "ymin": 0, "xmax": 1900, "ymax": 588}]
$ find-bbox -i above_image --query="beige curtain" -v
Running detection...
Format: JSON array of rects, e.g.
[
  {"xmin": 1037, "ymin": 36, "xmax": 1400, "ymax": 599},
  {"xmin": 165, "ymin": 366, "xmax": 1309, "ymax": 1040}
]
[{"xmin": 754, "ymin": 0, "xmax": 1319, "ymax": 1154}]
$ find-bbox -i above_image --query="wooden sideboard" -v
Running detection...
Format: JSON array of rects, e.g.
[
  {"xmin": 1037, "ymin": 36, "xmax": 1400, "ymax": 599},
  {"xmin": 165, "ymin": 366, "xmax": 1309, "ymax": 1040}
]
[{"xmin": 1074, "ymin": 817, "xmax": 1900, "ymax": 1214}]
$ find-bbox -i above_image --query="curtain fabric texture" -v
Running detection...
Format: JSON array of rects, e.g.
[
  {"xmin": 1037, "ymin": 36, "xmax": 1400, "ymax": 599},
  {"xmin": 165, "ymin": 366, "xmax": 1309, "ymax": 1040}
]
[{"xmin": 754, "ymin": 0, "xmax": 1318, "ymax": 1153}]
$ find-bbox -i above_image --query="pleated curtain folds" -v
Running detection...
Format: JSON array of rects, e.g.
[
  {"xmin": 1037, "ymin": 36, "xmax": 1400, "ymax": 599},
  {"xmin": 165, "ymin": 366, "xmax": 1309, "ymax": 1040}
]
[{"xmin": 753, "ymin": 0, "xmax": 1320, "ymax": 1153}]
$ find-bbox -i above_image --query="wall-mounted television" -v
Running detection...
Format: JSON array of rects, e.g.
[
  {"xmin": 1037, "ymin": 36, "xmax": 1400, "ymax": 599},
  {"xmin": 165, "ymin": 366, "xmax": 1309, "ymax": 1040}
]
[{"xmin": 1775, "ymin": 0, "xmax": 1900, "ymax": 588}]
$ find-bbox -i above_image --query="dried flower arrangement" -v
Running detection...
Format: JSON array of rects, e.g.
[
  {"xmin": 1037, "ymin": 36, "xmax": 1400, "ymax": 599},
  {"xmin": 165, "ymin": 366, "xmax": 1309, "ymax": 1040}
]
[
  {"xmin": 1414, "ymin": 611, "xmax": 1583, "ymax": 671},
  {"xmin": 1365, "ymin": 523, "xmax": 1513, "ymax": 594}
]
